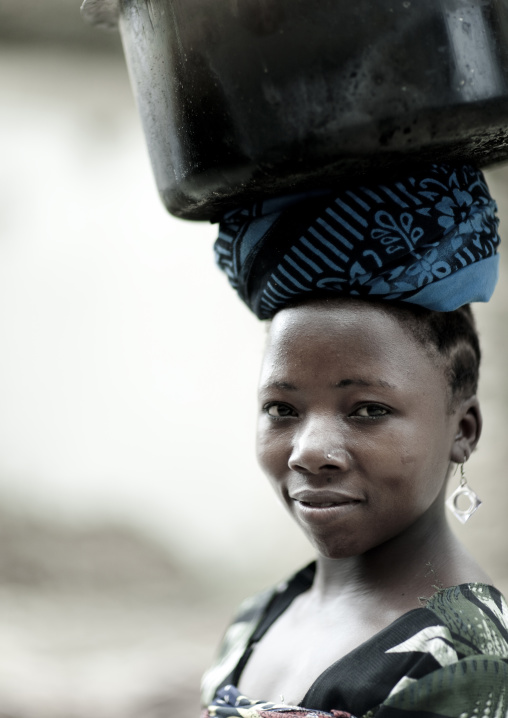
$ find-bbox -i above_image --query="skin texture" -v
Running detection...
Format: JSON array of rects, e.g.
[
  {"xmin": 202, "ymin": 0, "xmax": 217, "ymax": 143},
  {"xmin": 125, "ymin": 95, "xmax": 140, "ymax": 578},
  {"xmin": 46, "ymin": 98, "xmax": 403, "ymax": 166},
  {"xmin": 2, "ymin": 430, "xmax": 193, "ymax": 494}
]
[{"xmin": 238, "ymin": 299, "xmax": 489, "ymax": 705}]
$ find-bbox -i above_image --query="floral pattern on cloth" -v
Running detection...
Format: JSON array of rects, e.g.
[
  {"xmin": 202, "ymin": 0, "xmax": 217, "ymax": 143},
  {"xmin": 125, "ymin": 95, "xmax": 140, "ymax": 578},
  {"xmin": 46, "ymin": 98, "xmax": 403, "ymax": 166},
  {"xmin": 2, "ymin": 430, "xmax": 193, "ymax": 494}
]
[
  {"xmin": 214, "ymin": 164, "xmax": 500, "ymax": 318},
  {"xmin": 201, "ymin": 565, "xmax": 508, "ymax": 718},
  {"xmin": 203, "ymin": 685, "xmax": 355, "ymax": 718}
]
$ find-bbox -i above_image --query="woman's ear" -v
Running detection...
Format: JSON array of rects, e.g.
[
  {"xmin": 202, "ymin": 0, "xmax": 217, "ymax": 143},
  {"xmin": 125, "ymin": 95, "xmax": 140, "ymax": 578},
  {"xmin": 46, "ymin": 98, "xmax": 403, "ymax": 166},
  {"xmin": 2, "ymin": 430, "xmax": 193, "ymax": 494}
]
[{"xmin": 450, "ymin": 396, "xmax": 482, "ymax": 464}]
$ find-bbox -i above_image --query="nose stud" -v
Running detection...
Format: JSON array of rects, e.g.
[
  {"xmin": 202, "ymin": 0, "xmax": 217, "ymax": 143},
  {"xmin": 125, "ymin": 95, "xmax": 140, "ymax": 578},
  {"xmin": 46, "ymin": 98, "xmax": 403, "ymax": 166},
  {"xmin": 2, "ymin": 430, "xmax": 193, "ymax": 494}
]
[{"xmin": 326, "ymin": 451, "xmax": 348, "ymax": 464}]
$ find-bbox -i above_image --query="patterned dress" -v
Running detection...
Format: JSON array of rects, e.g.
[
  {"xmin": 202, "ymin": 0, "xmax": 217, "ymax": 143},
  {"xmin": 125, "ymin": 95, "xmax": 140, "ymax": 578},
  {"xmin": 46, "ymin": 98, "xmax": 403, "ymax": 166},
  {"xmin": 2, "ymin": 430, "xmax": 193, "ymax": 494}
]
[{"xmin": 201, "ymin": 563, "xmax": 508, "ymax": 718}]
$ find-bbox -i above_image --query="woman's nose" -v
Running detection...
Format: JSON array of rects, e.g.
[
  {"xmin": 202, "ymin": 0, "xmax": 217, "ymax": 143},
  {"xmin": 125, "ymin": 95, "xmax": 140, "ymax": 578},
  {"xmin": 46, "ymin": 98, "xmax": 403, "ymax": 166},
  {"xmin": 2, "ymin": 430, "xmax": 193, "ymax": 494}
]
[{"xmin": 288, "ymin": 419, "xmax": 350, "ymax": 475}]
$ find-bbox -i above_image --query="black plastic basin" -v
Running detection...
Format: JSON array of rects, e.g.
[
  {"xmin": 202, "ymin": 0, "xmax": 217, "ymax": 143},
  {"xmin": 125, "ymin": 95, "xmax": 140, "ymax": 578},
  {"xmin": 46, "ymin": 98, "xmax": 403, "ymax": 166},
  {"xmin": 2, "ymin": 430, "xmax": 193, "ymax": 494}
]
[{"xmin": 83, "ymin": 0, "xmax": 508, "ymax": 220}]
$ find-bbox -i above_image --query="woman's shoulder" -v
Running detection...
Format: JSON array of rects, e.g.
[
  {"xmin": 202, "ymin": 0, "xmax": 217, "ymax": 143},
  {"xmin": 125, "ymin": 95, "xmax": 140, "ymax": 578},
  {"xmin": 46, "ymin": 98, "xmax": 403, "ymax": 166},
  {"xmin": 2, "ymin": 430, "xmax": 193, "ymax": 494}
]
[
  {"xmin": 200, "ymin": 585, "xmax": 275, "ymax": 706},
  {"xmin": 352, "ymin": 582, "xmax": 508, "ymax": 683},
  {"xmin": 201, "ymin": 564, "xmax": 316, "ymax": 706},
  {"xmin": 347, "ymin": 584, "xmax": 508, "ymax": 718},
  {"xmin": 298, "ymin": 584, "xmax": 508, "ymax": 717},
  {"xmin": 420, "ymin": 582, "xmax": 508, "ymax": 657}
]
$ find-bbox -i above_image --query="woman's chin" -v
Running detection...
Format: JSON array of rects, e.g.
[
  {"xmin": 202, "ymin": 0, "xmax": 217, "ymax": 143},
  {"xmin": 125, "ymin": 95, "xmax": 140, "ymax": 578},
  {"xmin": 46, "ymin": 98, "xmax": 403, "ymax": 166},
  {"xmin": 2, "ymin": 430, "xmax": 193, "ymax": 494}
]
[{"xmin": 307, "ymin": 535, "xmax": 367, "ymax": 561}]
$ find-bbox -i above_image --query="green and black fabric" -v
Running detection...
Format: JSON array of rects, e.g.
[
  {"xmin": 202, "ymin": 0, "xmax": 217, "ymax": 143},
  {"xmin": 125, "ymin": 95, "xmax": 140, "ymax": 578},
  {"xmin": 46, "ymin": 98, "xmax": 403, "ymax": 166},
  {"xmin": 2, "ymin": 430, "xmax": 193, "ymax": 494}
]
[{"xmin": 201, "ymin": 563, "xmax": 508, "ymax": 718}]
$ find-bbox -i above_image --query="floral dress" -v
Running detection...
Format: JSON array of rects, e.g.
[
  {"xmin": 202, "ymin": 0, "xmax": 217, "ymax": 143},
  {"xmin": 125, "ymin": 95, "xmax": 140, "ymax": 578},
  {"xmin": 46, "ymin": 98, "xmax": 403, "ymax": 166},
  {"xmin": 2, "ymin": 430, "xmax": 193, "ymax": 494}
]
[{"xmin": 201, "ymin": 563, "xmax": 508, "ymax": 718}]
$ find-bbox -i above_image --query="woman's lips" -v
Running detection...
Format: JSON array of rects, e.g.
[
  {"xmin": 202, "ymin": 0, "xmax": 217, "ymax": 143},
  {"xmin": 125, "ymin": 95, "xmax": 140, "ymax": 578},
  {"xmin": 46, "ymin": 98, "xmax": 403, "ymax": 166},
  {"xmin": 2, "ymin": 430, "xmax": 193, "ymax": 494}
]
[
  {"xmin": 299, "ymin": 500, "xmax": 352, "ymax": 508},
  {"xmin": 290, "ymin": 492, "xmax": 363, "ymax": 522},
  {"xmin": 294, "ymin": 501, "xmax": 361, "ymax": 525},
  {"xmin": 291, "ymin": 490, "xmax": 362, "ymax": 505}
]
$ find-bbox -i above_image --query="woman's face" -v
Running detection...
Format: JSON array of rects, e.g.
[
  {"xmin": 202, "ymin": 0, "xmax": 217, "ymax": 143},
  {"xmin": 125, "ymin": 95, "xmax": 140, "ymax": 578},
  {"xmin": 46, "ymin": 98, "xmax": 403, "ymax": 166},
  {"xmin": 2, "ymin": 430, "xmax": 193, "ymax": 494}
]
[{"xmin": 257, "ymin": 301, "xmax": 472, "ymax": 559}]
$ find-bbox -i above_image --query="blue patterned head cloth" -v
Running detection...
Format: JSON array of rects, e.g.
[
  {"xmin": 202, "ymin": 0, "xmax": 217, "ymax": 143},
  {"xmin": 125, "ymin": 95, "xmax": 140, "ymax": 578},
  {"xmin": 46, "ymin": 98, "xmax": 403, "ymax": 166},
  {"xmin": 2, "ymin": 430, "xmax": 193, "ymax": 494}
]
[{"xmin": 214, "ymin": 164, "xmax": 500, "ymax": 319}]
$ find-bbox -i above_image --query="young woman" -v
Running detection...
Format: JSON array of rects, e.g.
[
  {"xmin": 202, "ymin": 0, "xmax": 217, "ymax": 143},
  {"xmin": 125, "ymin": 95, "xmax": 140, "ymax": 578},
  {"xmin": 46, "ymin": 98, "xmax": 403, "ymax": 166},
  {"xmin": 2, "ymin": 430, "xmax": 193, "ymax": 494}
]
[{"xmin": 201, "ymin": 164, "xmax": 508, "ymax": 718}]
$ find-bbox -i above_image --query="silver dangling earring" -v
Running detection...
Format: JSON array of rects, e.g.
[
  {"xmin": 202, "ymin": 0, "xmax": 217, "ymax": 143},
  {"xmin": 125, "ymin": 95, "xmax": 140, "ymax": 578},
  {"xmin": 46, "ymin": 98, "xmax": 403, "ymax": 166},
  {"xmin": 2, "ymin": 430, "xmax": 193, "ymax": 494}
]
[{"xmin": 446, "ymin": 458, "xmax": 482, "ymax": 524}]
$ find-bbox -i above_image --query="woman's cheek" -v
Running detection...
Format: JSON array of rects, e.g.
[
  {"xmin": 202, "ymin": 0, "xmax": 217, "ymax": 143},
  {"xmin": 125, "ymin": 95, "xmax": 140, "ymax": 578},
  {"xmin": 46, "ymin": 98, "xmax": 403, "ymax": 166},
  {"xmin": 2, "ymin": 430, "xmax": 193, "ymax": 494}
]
[
  {"xmin": 255, "ymin": 425, "xmax": 271, "ymax": 471},
  {"xmin": 256, "ymin": 429, "xmax": 287, "ymax": 479}
]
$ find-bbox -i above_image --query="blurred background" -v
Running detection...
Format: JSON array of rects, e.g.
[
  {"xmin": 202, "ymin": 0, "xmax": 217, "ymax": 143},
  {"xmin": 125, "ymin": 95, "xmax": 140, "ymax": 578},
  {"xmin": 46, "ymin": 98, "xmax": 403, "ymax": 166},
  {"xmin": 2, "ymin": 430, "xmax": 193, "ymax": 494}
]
[{"xmin": 0, "ymin": 2, "xmax": 507, "ymax": 716}]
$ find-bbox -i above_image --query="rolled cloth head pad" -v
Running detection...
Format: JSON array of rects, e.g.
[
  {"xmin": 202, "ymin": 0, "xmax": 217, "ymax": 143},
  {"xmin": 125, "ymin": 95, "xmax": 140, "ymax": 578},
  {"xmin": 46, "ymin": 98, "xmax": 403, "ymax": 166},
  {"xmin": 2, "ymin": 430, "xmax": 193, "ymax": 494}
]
[{"xmin": 215, "ymin": 164, "xmax": 500, "ymax": 319}]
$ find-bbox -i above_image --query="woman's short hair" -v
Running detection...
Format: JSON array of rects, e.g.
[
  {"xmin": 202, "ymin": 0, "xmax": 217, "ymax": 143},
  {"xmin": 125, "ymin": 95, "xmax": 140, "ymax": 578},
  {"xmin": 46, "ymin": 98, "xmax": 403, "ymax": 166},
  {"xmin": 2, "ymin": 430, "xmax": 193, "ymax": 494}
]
[{"xmin": 382, "ymin": 302, "xmax": 481, "ymax": 411}]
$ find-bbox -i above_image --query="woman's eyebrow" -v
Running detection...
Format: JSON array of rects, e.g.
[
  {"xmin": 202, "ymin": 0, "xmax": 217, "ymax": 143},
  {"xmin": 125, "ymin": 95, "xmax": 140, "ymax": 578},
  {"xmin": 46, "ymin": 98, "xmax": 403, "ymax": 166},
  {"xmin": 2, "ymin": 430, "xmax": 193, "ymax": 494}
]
[
  {"xmin": 262, "ymin": 379, "xmax": 396, "ymax": 391},
  {"xmin": 262, "ymin": 381, "xmax": 298, "ymax": 391},
  {"xmin": 334, "ymin": 378, "xmax": 396, "ymax": 389}
]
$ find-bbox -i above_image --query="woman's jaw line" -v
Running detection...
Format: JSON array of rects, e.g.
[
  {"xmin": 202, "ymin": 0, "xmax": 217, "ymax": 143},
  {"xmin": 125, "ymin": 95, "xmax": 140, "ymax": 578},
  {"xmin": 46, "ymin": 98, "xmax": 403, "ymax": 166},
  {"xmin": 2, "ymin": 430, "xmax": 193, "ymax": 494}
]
[{"xmin": 304, "ymin": 498, "xmax": 454, "ymax": 591}]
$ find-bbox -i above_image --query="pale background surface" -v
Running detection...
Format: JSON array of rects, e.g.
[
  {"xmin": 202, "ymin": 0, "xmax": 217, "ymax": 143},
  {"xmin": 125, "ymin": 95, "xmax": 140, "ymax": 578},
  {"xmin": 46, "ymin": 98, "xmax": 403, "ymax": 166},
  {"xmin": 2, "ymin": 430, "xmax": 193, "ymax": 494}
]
[{"xmin": 0, "ymin": 3, "xmax": 507, "ymax": 716}]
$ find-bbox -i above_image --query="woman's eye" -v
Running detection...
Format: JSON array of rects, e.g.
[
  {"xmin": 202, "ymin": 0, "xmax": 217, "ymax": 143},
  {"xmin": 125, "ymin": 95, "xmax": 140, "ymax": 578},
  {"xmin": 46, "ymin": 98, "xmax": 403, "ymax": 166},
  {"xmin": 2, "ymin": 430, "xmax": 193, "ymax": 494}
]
[
  {"xmin": 353, "ymin": 404, "xmax": 390, "ymax": 418},
  {"xmin": 265, "ymin": 403, "xmax": 297, "ymax": 418}
]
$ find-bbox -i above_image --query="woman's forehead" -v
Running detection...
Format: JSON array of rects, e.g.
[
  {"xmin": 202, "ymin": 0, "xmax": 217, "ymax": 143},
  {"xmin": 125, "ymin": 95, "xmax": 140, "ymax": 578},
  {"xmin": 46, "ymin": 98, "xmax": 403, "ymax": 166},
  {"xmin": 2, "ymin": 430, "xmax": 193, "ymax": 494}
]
[
  {"xmin": 263, "ymin": 300, "xmax": 444, "ymax": 381},
  {"xmin": 267, "ymin": 299, "xmax": 405, "ymax": 342}
]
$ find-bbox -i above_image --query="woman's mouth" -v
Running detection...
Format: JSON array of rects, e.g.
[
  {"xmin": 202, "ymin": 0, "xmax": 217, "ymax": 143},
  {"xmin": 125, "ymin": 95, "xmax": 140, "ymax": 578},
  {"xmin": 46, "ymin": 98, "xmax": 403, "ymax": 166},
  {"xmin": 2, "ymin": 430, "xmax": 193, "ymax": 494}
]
[
  {"xmin": 291, "ymin": 490, "xmax": 362, "ymax": 506},
  {"xmin": 292, "ymin": 494, "xmax": 362, "ymax": 523},
  {"xmin": 300, "ymin": 501, "xmax": 345, "ymax": 508}
]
